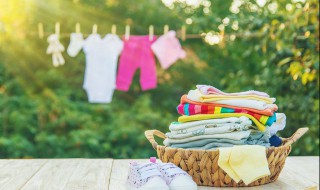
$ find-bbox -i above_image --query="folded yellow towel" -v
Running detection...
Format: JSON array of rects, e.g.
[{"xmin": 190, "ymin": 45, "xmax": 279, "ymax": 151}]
[
  {"xmin": 218, "ymin": 148, "xmax": 241, "ymax": 183},
  {"xmin": 218, "ymin": 145, "xmax": 270, "ymax": 185},
  {"xmin": 178, "ymin": 113, "xmax": 266, "ymax": 131}
]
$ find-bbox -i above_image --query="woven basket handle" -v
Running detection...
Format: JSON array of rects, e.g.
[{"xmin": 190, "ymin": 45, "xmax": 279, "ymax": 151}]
[
  {"xmin": 283, "ymin": 127, "xmax": 309, "ymax": 147},
  {"xmin": 145, "ymin": 130, "xmax": 166, "ymax": 150}
]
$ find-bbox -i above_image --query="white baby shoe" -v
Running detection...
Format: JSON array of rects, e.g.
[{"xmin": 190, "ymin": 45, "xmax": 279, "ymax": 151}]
[
  {"xmin": 126, "ymin": 162, "xmax": 169, "ymax": 190},
  {"xmin": 158, "ymin": 163, "xmax": 197, "ymax": 190}
]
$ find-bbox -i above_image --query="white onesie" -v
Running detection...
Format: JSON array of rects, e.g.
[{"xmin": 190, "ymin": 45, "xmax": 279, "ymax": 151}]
[{"xmin": 83, "ymin": 34, "xmax": 123, "ymax": 103}]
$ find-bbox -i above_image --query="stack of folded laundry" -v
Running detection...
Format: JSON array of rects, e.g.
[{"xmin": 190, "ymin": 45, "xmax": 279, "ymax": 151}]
[{"xmin": 163, "ymin": 85, "xmax": 287, "ymax": 150}]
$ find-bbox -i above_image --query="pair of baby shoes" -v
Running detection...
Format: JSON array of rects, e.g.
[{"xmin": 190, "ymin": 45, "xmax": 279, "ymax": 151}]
[{"xmin": 126, "ymin": 158, "xmax": 197, "ymax": 190}]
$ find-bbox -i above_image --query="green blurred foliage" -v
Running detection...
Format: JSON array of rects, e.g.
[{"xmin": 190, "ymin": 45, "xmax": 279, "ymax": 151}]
[{"xmin": 0, "ymin": 0, "xmax": 319, "ymax": 158}]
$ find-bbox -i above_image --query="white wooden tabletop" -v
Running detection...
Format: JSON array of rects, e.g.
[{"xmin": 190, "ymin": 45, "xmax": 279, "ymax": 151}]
[{"xmin": 0, "ymin": 156, "xmax": 318, "ymax": 190}]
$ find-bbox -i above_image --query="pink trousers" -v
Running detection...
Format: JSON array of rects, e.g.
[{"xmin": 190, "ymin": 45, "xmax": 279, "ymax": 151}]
[{"xmin": 116, "ymin": 36, "xmax": 157, "ymax": 91}]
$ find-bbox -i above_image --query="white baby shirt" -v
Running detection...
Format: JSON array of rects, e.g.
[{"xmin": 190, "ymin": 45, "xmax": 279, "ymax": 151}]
[{"xmin": 83, "ymin": 34, "xmax": 123, "ymax": 103}]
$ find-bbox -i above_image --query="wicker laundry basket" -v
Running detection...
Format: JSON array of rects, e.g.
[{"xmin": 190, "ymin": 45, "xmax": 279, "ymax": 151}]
[{"xmin": 145, "ymin": 127, "xmax": 308, "ymax": 187}]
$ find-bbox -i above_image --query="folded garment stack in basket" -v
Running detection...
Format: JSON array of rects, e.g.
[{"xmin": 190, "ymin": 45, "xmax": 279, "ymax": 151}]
[{"xmin": 163, "ymin": 85, "xmax": 287, "ymax": 150}]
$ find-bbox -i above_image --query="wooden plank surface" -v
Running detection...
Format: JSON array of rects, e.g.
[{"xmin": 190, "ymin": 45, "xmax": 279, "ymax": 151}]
[
  {"xmin": 64, "ymin": 159, "xmax": 113, "ymax": 190},
  {"xmin": 20, "ymin": 159, "xmax": 80, "ymax": 190},
  {"xmin": 284, "ymin": 156, "xmax": 319, "ymax": 183},
  {"xmin": 0, "ymin": 157, "xmax": 318, "ymax": 190},
  {"xmin": 0, "ymin": 159, "xmax": 13, "ymax": 169},
  {"xmin": 20, "ymin": 159, "xmax": 113, "ymax": 190},
  {"xmin": 0, "ymin": 159, "xmax": 47, "ymax": 190}
]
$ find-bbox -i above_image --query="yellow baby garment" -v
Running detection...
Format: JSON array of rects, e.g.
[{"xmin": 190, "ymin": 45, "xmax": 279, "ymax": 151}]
[
  {"xmin": 218, "ymin": 145, "xmax": 270, "ymax": 185},
  {"xmin": 218, "ymin": 147, "xmax": 241, "ymax": 183}
]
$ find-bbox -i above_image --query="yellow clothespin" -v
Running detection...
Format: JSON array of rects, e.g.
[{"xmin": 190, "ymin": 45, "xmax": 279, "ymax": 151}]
[
  {"xmin": 111, "ymin": 24, "xmax": 117, "ymax": 35},
  {"xmin": 181, "ymin": 25, "xmax": 186, "ymax": 41},
  {"xmin": 92, "ymin": 24, "xmax": 98, "ymax": 34},
  {"xmin": 55, "ymin": 22, "xmax": 60, "ymax": 36},
  {"xmin": 164, "ymin": 25, "xmax": 169, "ymax": 34},
  {"xmin": 149, "ymin": 25, "xmax": 154, "ymax": 41},
  {"xmin": 75, "ymin": 22, "xmax": 81, "ymax": 33},
  {"xmin": 125, "ymin": 25, "xmax": 130, "ymax": 40},
  {"xmin": 38, "ymin": 22, "xmax": 44, "ymax": 39}
]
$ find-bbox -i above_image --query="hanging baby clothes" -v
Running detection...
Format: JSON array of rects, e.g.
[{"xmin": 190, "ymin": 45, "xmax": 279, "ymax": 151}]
[
  {"xmin": 83, "ymin": 33, "xmax": 123, "ymax": 103},
  {"xmin": 116, "ymin": 36, "xmax": 157, "ymax": 91},
  {"xmin": 46, "ymin": 34, "xmax": 65, "ymax": 67},
  {"xmin": 67, "ymin": 33, "xmax": 84, "ymax": 57},
  {"xmin": 151, "ymin": 31, "xmax": 186, "ymax": 69}
]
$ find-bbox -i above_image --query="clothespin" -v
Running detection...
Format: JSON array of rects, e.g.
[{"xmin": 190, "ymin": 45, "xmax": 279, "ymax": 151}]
[
  {"xmin": 125, "ymin": 25, "xmax": 130, "ymax": 40},
  {"xmin": 111, "ymin": 24, "xmax": 117, "ymax": 35},
  {"xmin": 181, "ymin": 25, "xmax": 186, "ymax": 41},
  {"xmin": 164, "ymin": 25, "xmax": 169, "ymax": 34},
  {"xmin": 92, "ymin": 24, "xmax": 98, "ymax": 34},
  {"xmin": 75, "ymin": 22, "xmax": 81, "ymax": 33},
  {"xmin": 38, "ymin": 22, "xmax": 44, "ymax": 39},
  {"xmin": 55, "ymin": 22, "xmax": 60, "ymax": 36},
  {"xmin": 149, "ymin": 25, "xmax": 154, "ymax": 41}
]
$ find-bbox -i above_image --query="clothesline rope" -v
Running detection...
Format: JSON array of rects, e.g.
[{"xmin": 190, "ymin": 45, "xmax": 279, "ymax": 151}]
[
  {"xmin": 34, "ymin": 22, "xmax": 262, "ymax": 40},
  {"xmin": 29, "ymin": 31, "xmax": 260, "ymax": 39},
  {"xmin": 30, "ymin": 32, "xmax": 202, "ymax": 39}
]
